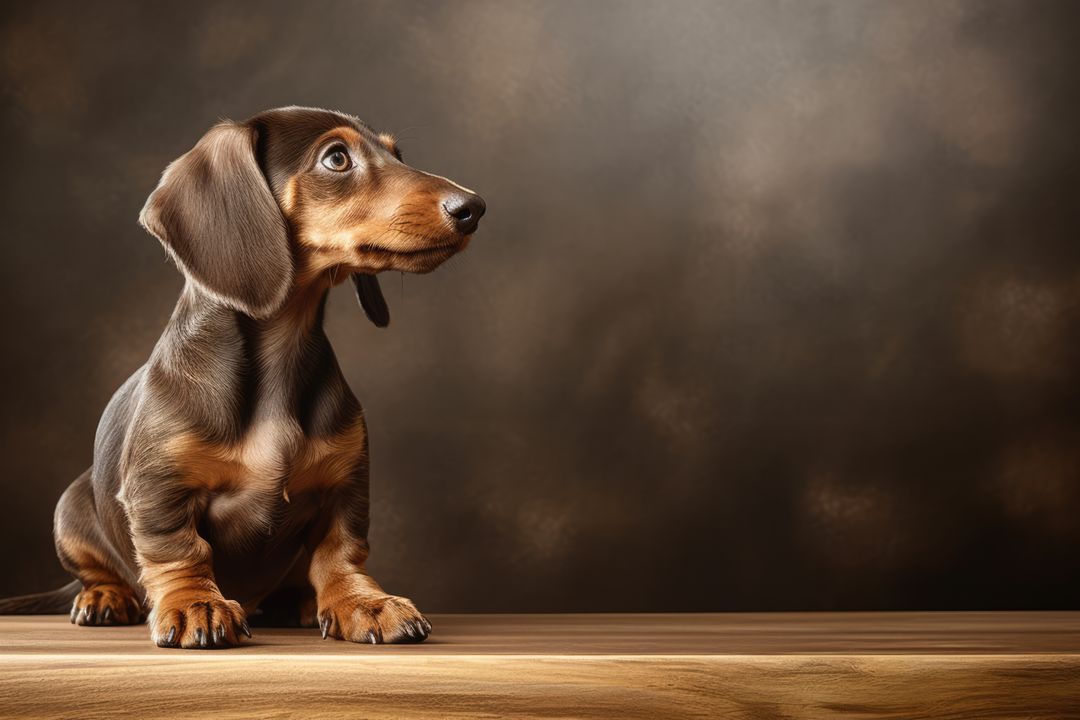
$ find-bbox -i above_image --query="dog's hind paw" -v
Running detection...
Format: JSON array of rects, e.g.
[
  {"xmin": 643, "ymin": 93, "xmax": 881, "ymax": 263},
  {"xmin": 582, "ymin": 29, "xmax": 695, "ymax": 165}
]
[{"xmin": 71, "ymin": 584, "xmax": 144, "ymax": 626}]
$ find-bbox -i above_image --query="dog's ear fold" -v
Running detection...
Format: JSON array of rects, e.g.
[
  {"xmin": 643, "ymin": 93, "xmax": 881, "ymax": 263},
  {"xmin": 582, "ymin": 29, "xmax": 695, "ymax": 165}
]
[
  {"xmin": 352, "ymin": 274, "xmax": 390, "ymax": 328},
  {"xmin": 139, "ymin": 121, "xmax": 292, "ymax": 319}
]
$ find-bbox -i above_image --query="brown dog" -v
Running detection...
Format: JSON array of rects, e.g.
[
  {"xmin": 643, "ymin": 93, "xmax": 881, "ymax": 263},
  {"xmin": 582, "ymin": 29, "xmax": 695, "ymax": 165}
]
[{"xmin": 0, "ymin": 106, "xmax": 485, "ymax": 648}]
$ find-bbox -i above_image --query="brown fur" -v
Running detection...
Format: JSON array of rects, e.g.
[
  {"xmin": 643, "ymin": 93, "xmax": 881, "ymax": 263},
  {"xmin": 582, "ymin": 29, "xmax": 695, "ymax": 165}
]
[{"xmin": 0, "ymin": 106, "xmax": 484, "ymax": 649}]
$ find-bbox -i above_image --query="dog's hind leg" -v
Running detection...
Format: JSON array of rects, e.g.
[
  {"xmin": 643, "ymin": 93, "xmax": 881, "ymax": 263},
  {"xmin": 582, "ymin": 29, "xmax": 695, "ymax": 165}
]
[{"xmin": 55, "ymin": 469, "xmax": 144, "ymax": 625}]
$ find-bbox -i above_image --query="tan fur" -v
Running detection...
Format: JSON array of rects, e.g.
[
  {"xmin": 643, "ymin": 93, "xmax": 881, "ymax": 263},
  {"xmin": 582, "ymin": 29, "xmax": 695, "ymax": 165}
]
[
  {"xmin": 55, "ymin": 537, "xmax": 115, "ymax": 587},
  {"xmin": 377, "ymin": 132, "xmax": 396, "ymax": 149},
  {"xmin": 286, "ymin": 125, "xmax": 471, "ymax": 276},
  {"xmin": 163, "ymin": 415, "xmax": 366, "ymax": 497},
  {"xmin": 308, "ymin": 520, "xmax": 426, "ymax": 643}
]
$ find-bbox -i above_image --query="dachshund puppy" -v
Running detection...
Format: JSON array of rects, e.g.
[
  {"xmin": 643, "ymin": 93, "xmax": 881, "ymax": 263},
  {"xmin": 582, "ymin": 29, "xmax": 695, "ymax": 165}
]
[{"xmin": 0, "ymin": 106, "xmax": 484, "ymax": 648}]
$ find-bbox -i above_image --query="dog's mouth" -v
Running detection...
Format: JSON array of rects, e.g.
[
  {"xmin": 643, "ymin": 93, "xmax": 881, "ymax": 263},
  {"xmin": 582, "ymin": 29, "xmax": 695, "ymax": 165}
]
[
  {"xmin": 354, "ymin": 232, "xmax": 468, "ymax": 273},
  {"xmin": 357, "ymin": 241, "xmax": 463, "ymax": 257}
]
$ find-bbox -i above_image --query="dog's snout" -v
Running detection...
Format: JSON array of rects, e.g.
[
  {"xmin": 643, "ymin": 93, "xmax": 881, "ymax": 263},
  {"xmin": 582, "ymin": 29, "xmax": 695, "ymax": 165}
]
[{"xmin": 442, "ymin": 192, "xmax": 486, "ymax": 235}]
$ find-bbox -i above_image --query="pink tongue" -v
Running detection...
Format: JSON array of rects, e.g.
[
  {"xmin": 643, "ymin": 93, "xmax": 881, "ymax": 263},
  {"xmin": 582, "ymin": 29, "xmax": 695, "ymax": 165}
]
[{"xmin": 352, "ymin": 274, "xmax": 389, "ymax": 328}]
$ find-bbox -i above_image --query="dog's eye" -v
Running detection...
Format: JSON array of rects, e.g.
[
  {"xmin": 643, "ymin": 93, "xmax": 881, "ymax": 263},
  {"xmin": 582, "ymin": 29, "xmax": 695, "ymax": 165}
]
[{"xmin": 321, "ymin": 147, "xmax": 352, "ymax": 172}]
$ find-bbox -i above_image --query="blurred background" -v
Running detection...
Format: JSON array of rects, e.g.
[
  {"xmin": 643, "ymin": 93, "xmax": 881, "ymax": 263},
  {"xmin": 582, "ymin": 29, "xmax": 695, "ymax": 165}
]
[{"xmin": 1, "ymin": 0, "xmax": 1078, "ymax": 611}]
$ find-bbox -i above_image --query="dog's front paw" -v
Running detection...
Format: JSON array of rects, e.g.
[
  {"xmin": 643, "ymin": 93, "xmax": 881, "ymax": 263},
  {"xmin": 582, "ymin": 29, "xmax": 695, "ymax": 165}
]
[
  {"xmin": 71, "ymin": 583, "xmax": 144, "ymax": 626},
  {"xmin": 150, "ymin": 593, "xmax": 251, "ymax": 649},
  {"xmin": 317, "ymin": 593, "xmax": 431, "ymax": 644}
]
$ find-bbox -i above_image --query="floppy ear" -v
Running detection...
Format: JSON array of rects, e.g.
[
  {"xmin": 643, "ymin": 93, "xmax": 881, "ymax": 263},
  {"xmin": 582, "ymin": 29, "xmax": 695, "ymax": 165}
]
[
  {"xmin": 352, "ymin": 273, "xmax": 390, "ymax": 328},
  {"xmin": 139, "ymin": 121, "xmax": 292, "ymax": 319}
]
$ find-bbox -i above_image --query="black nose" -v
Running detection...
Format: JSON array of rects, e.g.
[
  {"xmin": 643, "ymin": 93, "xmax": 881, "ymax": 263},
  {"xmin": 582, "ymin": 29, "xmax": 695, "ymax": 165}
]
[{"xmin": 443, "ymin": 192, "xmax": 486, "ymax": 235}]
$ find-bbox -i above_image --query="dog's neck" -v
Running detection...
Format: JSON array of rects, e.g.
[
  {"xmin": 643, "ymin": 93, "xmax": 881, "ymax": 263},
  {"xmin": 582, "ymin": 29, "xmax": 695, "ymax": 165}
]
[
  {"xmin": 252, "ymin": 269, "xmax": 335, "ymax": 351},
  {"xmin": 154, "ymin": 270, "xmax": 344, "ymax": 439}
]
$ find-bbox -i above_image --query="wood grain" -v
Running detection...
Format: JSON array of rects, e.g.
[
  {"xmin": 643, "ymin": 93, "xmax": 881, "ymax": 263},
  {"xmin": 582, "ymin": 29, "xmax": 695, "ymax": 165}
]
[{"xmin": 1, "ymin": 613, "xmax": 1078, "ymax": 718}]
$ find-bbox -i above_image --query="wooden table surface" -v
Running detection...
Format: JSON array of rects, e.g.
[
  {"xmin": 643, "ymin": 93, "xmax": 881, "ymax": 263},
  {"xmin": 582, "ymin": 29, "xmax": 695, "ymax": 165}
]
[{"xmin": 1, "ymin": 612, "xmax": 1078, "ymax": 718}]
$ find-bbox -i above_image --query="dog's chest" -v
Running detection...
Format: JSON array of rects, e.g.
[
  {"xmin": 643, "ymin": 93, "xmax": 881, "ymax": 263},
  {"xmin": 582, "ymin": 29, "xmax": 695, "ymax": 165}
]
[
  {"xmin": 215, "ymin": 420, "xmax": 363, "ymax": 549},
  {"xmin": 231, "ymin": 416, "xmax": 365, "ymax": 494},
  {"xmin": 168, "ymin": 414, "xmax": 366, "ymax": 536}
]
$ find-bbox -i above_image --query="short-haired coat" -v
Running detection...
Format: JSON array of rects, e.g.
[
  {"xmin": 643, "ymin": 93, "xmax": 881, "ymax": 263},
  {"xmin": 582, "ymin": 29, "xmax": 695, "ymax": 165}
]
[{"xmin": 0, "ymin": 106, "xmax": 485, "ymax": 648}]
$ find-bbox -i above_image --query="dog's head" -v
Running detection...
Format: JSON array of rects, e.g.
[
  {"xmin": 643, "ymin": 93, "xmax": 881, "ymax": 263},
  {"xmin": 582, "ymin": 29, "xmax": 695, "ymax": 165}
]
[{"xmin": 139, "ymin": 106, "xmax": 485, "ymax": 326}]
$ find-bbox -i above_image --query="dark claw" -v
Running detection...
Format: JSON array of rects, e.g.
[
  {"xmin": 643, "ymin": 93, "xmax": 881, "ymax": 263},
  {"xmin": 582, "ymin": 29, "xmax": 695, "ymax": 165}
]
[
  {"xmin": 240, "ymin": 622, "xmax": 252, "ymax": 639},
  {"xmin": 196, "ymin": 627, "xmax": 207, "ymax": 648},
  {"xmin": 404, "ymin": 621, "xmax": 416, "ymax": 638},
  {"xmin": 320, "ymin": 617, "xmax": 330, "ymax": 640},
  {"xmin": 84, "ymin": 607, "xmax": 95, "ymax": 625},
  {"xmin": 166, "ymin": 625, "xmax": 177, "ymax": 645},
  {"xmin": 103, "ymin": 607, "xmax": 112, "ymax": 624},
  {"xmin": 421, "ymin": 618, "xmax": 432, "ymax": 634}
]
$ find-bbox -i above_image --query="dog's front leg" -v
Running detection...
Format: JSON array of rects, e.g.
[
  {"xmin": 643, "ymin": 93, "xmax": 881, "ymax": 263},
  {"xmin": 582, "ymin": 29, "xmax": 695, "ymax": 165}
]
[
  {"xmin": 308, "ymin": 483, "xmax": 431, "ymax": 644},
  {"xmin": 124, "ymin": 479, "xmax": 250, "ymax": 649}
]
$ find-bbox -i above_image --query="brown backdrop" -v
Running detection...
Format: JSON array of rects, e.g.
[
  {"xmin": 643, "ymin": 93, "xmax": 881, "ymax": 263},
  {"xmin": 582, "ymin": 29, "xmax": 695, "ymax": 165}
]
[{"xmin": 2, "ymin": 0, "xmax": 1078, "ymax": 611}]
